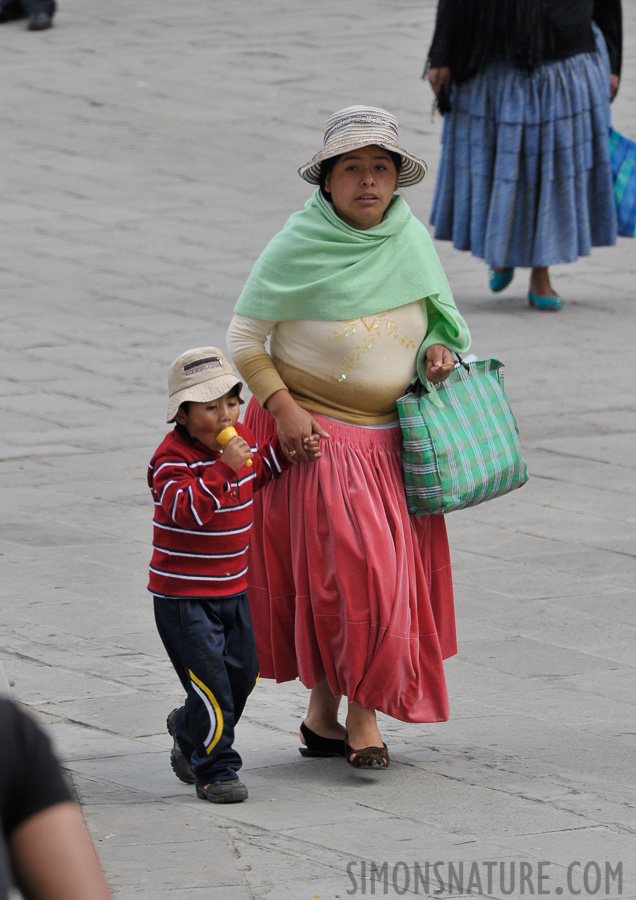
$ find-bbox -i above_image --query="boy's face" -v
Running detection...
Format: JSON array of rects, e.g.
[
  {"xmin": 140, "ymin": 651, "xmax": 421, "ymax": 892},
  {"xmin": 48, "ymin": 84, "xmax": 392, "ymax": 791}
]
[{"xmin": 174, "ymin": 390, "xmax": 240, "ymax": 452}]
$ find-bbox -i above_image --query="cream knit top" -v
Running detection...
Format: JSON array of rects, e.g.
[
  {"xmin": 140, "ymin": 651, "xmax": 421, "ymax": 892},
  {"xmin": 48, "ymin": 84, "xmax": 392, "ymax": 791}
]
[{"xmin": 227, "ymin": 300, "xmax": 428, "ymax": 426}]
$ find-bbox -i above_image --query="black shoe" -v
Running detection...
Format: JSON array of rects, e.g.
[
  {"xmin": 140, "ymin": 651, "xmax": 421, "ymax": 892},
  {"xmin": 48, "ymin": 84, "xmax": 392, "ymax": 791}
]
[
  {"xmin": 298, "ymin": 721, "xmax": 346, "ymax": 758},
  {"xmin": 166, "ymin": 709, "xmax": 195, "ymax": 784},
  {"xmin": 28, "ymin": 10, "xmax": 53, "ymax": 30},
  {"xmin": 196, "ymin": 780, "xmax": 248, "ymax": 804}
]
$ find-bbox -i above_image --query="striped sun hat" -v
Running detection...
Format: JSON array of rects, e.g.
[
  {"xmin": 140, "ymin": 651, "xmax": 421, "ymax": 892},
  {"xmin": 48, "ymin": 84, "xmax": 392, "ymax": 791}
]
[{"xmin": 298, "ymin": 105, "xmax": 427, "ymax": 187}]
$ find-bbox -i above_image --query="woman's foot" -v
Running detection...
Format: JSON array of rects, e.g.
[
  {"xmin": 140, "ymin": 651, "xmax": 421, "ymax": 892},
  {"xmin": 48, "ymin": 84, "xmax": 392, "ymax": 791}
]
[
  {"xmin": 299, "ymin": 721, "xmax": 346, "ymax": 757},
  {"xmin": 528, "ymin": 291, "xmax": 562, "ymax": 310},
  {"xmin": 344, "ymin": 740, "xmax": 390, "ymax": 769},
  {"xmin": 529, "ymin": 267, "xmax": 555, "ymax": 295},
  {"xmin": 528, "ymin": 266, "xmax": 562, "ymax": 310},
  {"xmin": 488, "ymin": 265, "xmax": 514, "ymax": 293},
  {"xmin": 345, "ymin": 702, "xmax": 388, "ymax": 767},
  {"xmin": 529, "ymin": 266, "xmax": 559, "ymax": 297},
  {"xmin": 299, "ymin": 680, "xmax": 346, "ymax": 754}
]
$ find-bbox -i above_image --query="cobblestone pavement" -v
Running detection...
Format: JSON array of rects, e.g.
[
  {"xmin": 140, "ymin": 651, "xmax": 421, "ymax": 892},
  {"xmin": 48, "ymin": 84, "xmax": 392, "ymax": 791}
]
[{"xmin": 1, "ymin": 1, "xmax": 635, "ymax": 897}]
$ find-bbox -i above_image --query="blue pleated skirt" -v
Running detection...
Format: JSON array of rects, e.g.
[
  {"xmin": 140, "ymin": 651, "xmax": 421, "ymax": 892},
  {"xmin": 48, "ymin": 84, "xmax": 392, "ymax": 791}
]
[{"xmin": 430, "ymin": 26, "xmax": 617, "ymax": 268}]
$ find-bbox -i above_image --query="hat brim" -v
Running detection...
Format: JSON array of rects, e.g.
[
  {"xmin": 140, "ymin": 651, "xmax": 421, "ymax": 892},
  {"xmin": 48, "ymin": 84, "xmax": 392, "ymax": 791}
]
[
  {"xmin": 298, "ymin": 137, "xmax": 427, "ymax": 187},
  {"xmin": 167, "ymin": 377, "xmax": 244, "ymax": 423}
]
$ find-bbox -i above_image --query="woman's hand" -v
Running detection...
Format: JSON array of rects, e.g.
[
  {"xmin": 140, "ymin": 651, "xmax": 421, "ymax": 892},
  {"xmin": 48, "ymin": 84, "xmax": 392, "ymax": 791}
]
[
  {"xmin": 424, "ymin": 344, "xmax": 455, "ymax": 383},
  {"xmin": 610, "ymin": 74, "xmax": 619, "ymax": 102},
  {"xmin": 266, "ymin": 390, "xmax": 329, "ymax": 464},
  {"xmin": 427, "ymin": 66, "xmax": 452, "ymax": 97}
]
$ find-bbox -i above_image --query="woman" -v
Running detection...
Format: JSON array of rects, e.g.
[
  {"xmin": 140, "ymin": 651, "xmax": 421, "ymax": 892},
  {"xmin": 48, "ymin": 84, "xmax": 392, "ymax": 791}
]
[
  {"xmin": 227, "ymin": 106, "xmax": 471, "ymax": 769},
  {"xmin": 427, "ymin": 0, "xmax": 622, "ymax": 310}
]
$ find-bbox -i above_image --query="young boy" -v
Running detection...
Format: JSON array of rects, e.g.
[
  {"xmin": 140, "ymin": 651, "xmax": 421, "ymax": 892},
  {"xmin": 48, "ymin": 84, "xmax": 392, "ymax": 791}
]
[{"xmin": 148, "ymin": 347, "xmax": 320, "ymax": 803}]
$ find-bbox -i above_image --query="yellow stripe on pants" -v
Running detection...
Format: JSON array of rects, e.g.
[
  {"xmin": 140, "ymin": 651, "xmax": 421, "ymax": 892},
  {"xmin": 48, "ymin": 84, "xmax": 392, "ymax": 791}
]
[{"xmin": 189, "ymin": 669, "xmax": 223, "ymax": 755}]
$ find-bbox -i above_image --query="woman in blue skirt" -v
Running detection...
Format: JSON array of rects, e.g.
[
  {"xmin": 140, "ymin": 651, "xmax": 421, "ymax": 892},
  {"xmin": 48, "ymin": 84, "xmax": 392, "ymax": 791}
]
[{"xmin": 426, "ymin": 0, "xmax": 622, "ymax": 310}]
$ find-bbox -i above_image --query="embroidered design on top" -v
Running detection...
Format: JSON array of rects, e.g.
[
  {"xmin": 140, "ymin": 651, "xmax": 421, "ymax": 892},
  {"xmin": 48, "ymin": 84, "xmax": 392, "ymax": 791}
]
[{"xmin": 327, "ymin": 313, "xmax": 416, "ymax": 382}]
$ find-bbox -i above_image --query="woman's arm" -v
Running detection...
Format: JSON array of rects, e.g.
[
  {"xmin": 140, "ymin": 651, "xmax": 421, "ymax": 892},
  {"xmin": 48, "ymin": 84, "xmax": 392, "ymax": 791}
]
[
  {"xmin": 227, "ymin": 314, "xmax": 288, "ymax": 406},
  {"xmin": 593, "ymin": 0, "xmax": 622, "ymax": 85},
  {"xmin": 426, "ymin": 0, "xmax": 455, "ymax": 105},
  {"xmin": 427, "ymin": 0, "xmax": 455, "ymax": 70},
  {"xmin": 227, "ymin": 314, "xmax": 329, "ymax": 464}
]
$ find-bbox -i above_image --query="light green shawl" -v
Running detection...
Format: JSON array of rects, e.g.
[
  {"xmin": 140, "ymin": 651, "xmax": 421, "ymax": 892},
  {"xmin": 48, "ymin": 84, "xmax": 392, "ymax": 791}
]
[{"xmin": 234, "ymin": 189, "xmax": 471, "ymax": 377}]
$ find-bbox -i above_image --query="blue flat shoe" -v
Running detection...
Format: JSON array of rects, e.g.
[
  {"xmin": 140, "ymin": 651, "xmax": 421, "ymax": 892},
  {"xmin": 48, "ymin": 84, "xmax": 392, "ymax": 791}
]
[
  {"xmin": 488, "ymin": 266, "xmax": 514, "ymax": 293},
  {"xmin": 528, "ymin": 291, "xmax": 562, "ymax": 311}
]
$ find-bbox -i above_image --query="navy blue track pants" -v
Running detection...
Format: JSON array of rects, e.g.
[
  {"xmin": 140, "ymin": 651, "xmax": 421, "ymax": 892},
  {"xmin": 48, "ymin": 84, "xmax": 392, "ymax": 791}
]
[{"xmin": 154, "ymin": 593, "xmax": 259, "ymax": 784}]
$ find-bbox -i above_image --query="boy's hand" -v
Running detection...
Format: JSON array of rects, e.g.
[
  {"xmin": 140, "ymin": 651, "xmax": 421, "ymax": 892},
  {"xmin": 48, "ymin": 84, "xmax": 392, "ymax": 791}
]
[
  {"xmin": 302, "ymin": 433, "xmax": 323, "ymax": 462},
  {"xmin": 221, "ymin": 436, "xmax": 253, "ymax": 471}
]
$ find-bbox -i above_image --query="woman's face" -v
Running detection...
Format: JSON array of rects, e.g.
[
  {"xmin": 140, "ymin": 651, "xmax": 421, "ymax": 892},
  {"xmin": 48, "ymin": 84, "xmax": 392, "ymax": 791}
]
[{"xmin": 324, "ymin": 144, "xmax": 400, "ymax": 230}]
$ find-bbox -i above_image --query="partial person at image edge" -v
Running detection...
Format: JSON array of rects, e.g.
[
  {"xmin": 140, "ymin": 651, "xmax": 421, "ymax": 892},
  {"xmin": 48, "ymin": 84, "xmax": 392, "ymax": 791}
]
[
  {"xmin": 0, "ymin": 0, "xmax": 55, "ymax": 30},
  {"xmin": 0, "ymin": 697, "xmax": 111, "ymax": 899},
  {"xmin": 426, "ymin": 0, "xmax": 622, "ymax": 310}
]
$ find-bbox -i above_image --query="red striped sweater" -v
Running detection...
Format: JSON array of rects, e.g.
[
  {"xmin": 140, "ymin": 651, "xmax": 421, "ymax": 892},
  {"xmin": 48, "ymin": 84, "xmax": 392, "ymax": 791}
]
[{"xmin": 148, "ymin": 423, "xmax": 287, "ymax": 599}]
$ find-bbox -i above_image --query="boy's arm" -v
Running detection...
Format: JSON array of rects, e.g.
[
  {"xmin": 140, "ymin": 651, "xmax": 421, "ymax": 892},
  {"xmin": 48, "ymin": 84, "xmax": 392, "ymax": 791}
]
[
  {"xmin": 239, "ymin": 427, "xmax": 290, "ymax": 491},
  {"xmin": 150, "ymin": 455, "xmax": 239, "ymax": 528}
]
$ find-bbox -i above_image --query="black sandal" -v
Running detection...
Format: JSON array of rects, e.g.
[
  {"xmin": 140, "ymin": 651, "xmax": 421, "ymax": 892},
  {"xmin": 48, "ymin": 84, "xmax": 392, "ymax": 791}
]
[
  {"xmin": 345, "ymin": 741, "xmax": 390, "ymax": 769},
  {"xmin": 299, "ymin": 721, "xmax": 346, "ymax": 758}
]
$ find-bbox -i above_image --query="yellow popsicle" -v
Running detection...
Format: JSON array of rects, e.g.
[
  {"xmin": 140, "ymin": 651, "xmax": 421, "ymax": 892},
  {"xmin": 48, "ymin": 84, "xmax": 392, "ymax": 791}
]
[{"xmin": 217, "ymin": 426, "xmax": 252, "ymax": 465}]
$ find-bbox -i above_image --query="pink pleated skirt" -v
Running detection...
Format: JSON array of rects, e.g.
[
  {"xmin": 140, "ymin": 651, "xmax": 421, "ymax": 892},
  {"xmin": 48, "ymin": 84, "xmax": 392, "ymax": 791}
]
[{"xmin": 245, "ymin": 398, "xmax": 457, "ymax": 723}]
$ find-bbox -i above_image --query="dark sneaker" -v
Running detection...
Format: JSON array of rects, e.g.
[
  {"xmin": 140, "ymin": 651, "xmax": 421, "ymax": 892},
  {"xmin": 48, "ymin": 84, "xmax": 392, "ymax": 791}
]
[
  {"xmin": 166, "ymin": 709, "xmax": 194, "ymax": 784},
  {"xmin": 196, "ymin": 780, "xmax": 248, "ymax": 804},
  {"xmin": 28, "ymin": 11, "xmax": 53, "ymax": 29}
]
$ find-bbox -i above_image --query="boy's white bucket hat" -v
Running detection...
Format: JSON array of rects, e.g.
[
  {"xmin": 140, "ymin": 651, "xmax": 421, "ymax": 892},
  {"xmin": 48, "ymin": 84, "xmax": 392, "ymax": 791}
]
[
  {"xmin": 167, "ymin": 347, "xmax": 244, "ymax": 423},
  {"xmin": 298, "ymin": 105, "xmax": 427, "ymax": 187}
]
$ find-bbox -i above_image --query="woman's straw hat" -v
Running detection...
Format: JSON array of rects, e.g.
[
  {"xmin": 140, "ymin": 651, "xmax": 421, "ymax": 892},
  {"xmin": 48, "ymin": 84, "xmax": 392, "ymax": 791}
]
[{"xmin": 298, "ymin": 105, "xmax": 427, "ymax": 187}]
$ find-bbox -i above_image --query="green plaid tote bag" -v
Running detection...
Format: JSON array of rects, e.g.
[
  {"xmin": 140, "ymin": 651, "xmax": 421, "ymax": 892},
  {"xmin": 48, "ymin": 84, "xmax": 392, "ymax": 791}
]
[
  {"xmin": 609, "ymin": 128, "xmax": 636, "ymax": 237},
  {"xmin": 397, "ymin": 358, "xmax": 528, "ymax": 515}
]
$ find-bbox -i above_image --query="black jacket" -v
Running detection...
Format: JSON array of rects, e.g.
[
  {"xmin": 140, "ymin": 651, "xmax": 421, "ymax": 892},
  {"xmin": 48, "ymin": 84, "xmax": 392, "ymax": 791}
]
[{"xmin": 428, "ymin": 0, "xmax": 622, "ymax": 83}]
